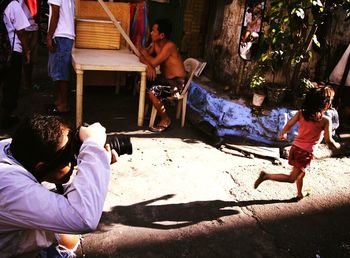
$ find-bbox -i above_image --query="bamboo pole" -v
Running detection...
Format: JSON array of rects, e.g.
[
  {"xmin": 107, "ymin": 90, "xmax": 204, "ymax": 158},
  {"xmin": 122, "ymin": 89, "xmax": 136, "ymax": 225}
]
[{"xmin": 96, "ymin": 0, "xmax": 140, "ymax": 57}]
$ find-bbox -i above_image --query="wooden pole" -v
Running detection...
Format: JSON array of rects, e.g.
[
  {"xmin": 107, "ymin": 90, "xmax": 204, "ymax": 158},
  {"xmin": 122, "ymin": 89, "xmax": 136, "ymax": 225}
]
[{"xmin": 96, "ymin": 0, "xmax": 140, "ymax": 57}]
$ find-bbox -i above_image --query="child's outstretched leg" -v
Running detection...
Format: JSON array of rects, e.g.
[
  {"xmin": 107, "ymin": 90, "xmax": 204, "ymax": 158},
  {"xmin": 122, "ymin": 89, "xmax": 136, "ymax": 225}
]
[
  {"xmin": 254, "ymin": 167, "xmax": 304, "ymax": 196},
  {"xmin": 254, "ymin": 170, "xmax": 295, "ymax": 189}
]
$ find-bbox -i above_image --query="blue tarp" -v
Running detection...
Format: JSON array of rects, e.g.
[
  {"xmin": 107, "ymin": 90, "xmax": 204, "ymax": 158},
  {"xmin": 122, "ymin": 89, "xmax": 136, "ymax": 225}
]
[{"xmin": 187, "ymin": 81, "xmax": 339, "ymax": 145}]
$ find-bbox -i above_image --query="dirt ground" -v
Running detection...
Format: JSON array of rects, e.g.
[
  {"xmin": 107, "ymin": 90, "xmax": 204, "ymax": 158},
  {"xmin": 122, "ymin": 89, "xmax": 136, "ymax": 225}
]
[{"xmin": 1, "ymin": 46, "xmax": 350, "ymax": 258}]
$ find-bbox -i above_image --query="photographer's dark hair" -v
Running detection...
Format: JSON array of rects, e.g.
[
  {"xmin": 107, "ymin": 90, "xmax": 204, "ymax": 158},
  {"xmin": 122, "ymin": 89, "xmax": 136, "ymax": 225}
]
[
  {"xmin": 301, "ymin": 86, "xmax": 333, "ymax": 121},
  {"xmin": 154, "ymin": 18, "xmax": 172, "ymax": 39},
  {"xmin": 10, "ymin": 114, "xmax": 71, "ymax": 174}
]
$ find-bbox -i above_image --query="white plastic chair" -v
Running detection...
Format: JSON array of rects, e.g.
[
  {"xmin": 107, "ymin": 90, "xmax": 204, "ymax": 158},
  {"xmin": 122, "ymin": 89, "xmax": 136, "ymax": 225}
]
[{"xmin": 149, "ymin": 58, "xmax": 201, "ymax": 128}]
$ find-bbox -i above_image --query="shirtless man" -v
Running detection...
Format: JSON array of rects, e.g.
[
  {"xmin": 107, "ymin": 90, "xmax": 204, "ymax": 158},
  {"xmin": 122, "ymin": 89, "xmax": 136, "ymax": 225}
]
[{"xmin": 139, "ymin": 18, "xmax": 186, "ymax": 132}]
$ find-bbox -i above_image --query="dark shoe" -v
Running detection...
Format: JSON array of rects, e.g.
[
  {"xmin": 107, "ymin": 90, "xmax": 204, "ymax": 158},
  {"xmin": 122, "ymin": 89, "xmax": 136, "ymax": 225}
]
[
  {"xmin": 0, "ymin": 115, "xmax": 20, "ymax": 129},
  {"xmin": 46, "ymin": 106, "xmax": 70, "ymax": 116}
]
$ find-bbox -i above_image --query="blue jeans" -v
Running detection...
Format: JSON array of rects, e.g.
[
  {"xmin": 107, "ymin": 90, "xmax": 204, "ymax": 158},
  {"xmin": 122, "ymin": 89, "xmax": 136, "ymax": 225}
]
[{"xmin": 48, "ymin": 37, "xmax": 73, "ymax": 81}]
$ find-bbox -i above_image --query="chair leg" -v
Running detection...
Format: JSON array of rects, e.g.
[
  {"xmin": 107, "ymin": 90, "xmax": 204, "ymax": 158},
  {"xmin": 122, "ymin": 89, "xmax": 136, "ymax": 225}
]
[
  {"xmin": 149, "ymin": 105, "xmax": 157, "ymax": 127},
  {"xmin": 176, "ymin": 100, "xmax": 182, "ymax": 120},
  {"xmin": 181, "ymin": 95, "xmax": 188, "ymax": 127}
]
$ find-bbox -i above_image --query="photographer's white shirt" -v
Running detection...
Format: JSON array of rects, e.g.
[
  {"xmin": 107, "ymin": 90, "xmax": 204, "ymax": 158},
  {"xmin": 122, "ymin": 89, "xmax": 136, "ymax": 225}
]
[{"xmin": 0, "ymin": 138, "xmax": 110, "ymax": 257}]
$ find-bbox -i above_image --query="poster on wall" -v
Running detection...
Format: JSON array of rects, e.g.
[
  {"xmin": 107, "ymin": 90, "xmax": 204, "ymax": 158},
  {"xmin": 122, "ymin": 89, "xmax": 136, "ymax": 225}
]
[{"xmin": 239, "ymin": 0, "xmax": 266, "ymax": 61}]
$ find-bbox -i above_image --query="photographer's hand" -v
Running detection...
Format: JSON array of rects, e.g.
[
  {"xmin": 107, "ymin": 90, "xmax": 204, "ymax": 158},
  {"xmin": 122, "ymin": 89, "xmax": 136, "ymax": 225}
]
[
  {"xmin": 79, "ymin": 123, "xmax": 107, "ymax": 147},
  {"xmin": 105, "ymin": 144, "xmax": 118, "ymax": 164}
]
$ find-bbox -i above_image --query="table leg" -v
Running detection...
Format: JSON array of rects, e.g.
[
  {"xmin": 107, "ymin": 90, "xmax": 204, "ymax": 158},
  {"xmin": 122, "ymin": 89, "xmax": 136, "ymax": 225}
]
[
  {"xmin": 138, "ymin": 71, "xmax": 146, "ymax": 126},
  {"xmin": 76, "ymin": 70, "xmax": 84, "ymax": 128}
]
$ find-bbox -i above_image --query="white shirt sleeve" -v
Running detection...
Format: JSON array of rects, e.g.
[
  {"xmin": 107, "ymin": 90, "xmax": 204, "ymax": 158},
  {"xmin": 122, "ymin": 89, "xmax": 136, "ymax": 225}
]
[
  {"xmin": 3, "ymin": 1, "xmax": 30, "ymax": 52},
  {"xmin": 0, "ymin": 140, "xmax": 111, "ymax": 234}
]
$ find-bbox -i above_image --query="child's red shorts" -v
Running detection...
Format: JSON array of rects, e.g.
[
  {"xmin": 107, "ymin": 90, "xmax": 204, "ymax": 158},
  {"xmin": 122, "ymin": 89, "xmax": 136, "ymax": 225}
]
[{"xmin": 288, "ymin": 145, "xmax": 313, "ymax": 170}]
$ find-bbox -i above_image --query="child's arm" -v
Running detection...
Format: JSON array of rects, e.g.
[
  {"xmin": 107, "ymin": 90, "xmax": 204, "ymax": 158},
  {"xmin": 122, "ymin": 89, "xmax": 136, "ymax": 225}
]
[
  {"xmin": 279, "ymin": 111, "xmax": 300, "ymax": 141},
  {"xmin": 323, "ymin": 116, "xmax": 341, "ymax": 150}
]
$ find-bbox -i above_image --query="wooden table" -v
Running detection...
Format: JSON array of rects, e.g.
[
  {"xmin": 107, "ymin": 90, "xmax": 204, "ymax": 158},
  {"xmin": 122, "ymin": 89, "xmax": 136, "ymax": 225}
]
[{"xmin": 71, "ymin": 48, "xmax": 147, "ymax": 127}]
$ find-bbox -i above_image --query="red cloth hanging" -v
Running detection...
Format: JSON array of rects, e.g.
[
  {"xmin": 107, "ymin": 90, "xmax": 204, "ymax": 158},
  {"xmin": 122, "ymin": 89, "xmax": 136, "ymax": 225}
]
[
  {"xmin": 24, "ymin": 0, "xmax": 38, "ymax": 19},
  {"xmin": 130, "ymin": 1, "xmax": 149, "ymax": 49}
]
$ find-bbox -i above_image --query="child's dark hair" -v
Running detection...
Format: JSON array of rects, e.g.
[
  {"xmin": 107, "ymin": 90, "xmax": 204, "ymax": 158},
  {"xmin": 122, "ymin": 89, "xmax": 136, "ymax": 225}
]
[
  {"xmin": 301, "ymin": 86, "xmax": 334, "ymax": 121},
  {"xmin": 154, "ymin": 18, "xmax": 172, "ymax": 39}
]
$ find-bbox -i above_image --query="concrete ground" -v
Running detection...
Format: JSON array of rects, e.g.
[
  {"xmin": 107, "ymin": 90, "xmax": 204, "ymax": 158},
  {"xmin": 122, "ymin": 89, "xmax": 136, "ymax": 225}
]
[{"xmin": 1, "ymin": 46, "xmax": 350, "ymax": 258}]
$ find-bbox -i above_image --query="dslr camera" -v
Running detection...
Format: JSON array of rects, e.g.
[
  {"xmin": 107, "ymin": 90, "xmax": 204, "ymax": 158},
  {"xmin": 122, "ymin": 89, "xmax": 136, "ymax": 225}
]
[{"xmin": 72, "ymin": 124, "xmax": 133, "ymax": 157}]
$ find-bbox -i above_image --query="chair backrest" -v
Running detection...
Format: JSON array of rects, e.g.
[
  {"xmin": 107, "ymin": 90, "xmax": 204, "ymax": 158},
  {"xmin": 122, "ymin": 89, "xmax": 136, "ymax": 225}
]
[{"xmin": 180, "ymin": 58, "xmax": 201, "ymax": 97}]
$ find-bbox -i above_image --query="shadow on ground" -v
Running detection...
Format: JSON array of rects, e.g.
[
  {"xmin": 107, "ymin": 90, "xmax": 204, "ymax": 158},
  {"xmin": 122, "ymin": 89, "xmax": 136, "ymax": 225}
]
[
  {"xmin": 81, "ymin": 201, "xmax": 350, "ymax": 258},
  {"xmin": 99, "ymin": 195, "xmax": 299, "ymax": 231}
]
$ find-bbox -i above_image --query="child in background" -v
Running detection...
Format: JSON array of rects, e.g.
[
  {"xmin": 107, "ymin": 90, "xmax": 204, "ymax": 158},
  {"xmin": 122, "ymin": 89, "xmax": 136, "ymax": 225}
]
[{"xmin": 254, "ymin": 85, "xmax": 341, "ymax": 200}]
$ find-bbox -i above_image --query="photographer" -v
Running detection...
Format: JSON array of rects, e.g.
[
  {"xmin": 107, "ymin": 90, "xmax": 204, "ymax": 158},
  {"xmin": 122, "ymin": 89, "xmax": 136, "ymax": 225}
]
[{"xmin": 0, "ymin": 115, "xmax": 117, "ymax": 257}]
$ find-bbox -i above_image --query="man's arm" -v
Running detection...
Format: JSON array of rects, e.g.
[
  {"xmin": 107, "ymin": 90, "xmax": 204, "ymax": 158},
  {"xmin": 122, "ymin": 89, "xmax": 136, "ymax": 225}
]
[
  {"xmin": 138, "ymin": 48, "xmax": 157, "ymax": 80},
  {"xmin": 47, "ymin": 4, "xmax": 59, "ymax": 52},
  {"xmin": 140, "ymin": 41, "xmax": 175, "ymax": 68},
  {"xmin": 16, "ymin": 29, "xmax": 30, "ymax": 64},
  {"xmin": 2, "ymin": 125, "xmax": 111, "ymax": 234}
]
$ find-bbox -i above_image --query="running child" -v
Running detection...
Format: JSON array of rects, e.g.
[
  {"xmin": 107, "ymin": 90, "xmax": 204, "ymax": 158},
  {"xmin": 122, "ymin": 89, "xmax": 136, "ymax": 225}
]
[{"xmin": 254, "ymin": 86, "xmax": 341, "ymax": 200}]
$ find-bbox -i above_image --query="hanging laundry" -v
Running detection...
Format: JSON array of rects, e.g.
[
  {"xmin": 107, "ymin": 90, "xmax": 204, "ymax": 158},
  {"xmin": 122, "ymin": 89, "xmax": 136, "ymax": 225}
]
[
  {"xmin": 130, "ymin": 1, "xmax": 149, "ymax": 49},
  {"xmin": 24, "ymin": 0, "xmax": 38, "ymax": 19}
]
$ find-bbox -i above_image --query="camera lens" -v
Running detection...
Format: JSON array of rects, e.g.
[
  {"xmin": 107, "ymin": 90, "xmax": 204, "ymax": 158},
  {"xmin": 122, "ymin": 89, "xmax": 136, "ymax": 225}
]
[{"xmin": 106, "ymin": 134, "xmax": 132, "ymax": 156}]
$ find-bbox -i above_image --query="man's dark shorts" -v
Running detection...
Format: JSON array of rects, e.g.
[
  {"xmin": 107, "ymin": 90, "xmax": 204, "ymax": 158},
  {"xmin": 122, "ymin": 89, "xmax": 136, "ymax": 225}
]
[{"xmin": 147, "ymin": 76, "xmax": 185, "ymax": 102}]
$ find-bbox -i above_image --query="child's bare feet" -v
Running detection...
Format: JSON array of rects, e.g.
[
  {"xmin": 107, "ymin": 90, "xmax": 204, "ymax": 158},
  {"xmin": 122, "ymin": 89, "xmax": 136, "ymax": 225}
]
[
  {"xmin": 254, "ymin": 171, "xmax": 266, "ymax": 189},
  {"xmin": 296, "ymin": 195, "xmax": 304, "ymax": 201},
  {"xmin": 295, "ymin": 192, "xmax": 310, "ymax": 201}
]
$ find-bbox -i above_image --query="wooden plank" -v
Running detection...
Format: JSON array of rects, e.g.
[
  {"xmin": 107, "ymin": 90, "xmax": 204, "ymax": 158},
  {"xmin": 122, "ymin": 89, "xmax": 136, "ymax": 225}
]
[
  {"xmin": 96, "ymin": 0, "xmax": 140, "ymax": 56},
  {"xmin": 75, "ymin": 18, "xmax": 121, "ymax": 49},
  {"xmin": 75, "ymin": 1, "xmax": 130, "ymax": 47},
  {"xmin": 224, "ymin": 143, "xmax": 281, "ymax": 161}
]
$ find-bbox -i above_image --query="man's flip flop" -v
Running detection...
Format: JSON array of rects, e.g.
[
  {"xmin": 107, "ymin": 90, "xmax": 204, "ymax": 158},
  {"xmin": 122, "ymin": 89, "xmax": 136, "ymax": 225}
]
[{"xmin": 149, "ymin": 123, "xmax": 171, "ymax": 133}]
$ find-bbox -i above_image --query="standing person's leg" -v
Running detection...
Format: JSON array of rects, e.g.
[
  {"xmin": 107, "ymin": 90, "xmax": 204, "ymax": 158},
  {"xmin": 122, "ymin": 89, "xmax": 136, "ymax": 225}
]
[
  {"xmin": 23, "ymin": 30, "xmax": 39, "ymax": 90},
  {"xmin": 47, "ymin": 37, "xmax": 73, "ymax": 114},
  {"xmin": 0, "ymin": 52, "xmax": 22, "ymax": 128},
  {"xmin": 23, "ymin": 55, "xmax": 33, "ymax": 90},
  {"xmin": 55, "ymin": 80, "xmax": 70, "ymax": 112}
]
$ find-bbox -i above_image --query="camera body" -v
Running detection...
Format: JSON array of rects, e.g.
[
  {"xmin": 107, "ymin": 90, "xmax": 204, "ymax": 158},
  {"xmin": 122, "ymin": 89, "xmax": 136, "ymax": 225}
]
[
  {"xmin": 105, "ymin": 133, "xmax": 133, "ymax": 156},
  {"xmin": 73, "ymin": 125, "xmax": 132, "ymax": 157}
]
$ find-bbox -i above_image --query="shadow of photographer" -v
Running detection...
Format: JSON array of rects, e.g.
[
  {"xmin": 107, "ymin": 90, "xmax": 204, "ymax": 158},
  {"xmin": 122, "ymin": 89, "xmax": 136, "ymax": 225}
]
[{"xmin": 98, "ymin": 194, "xmax": 298, "ymax": 231}]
